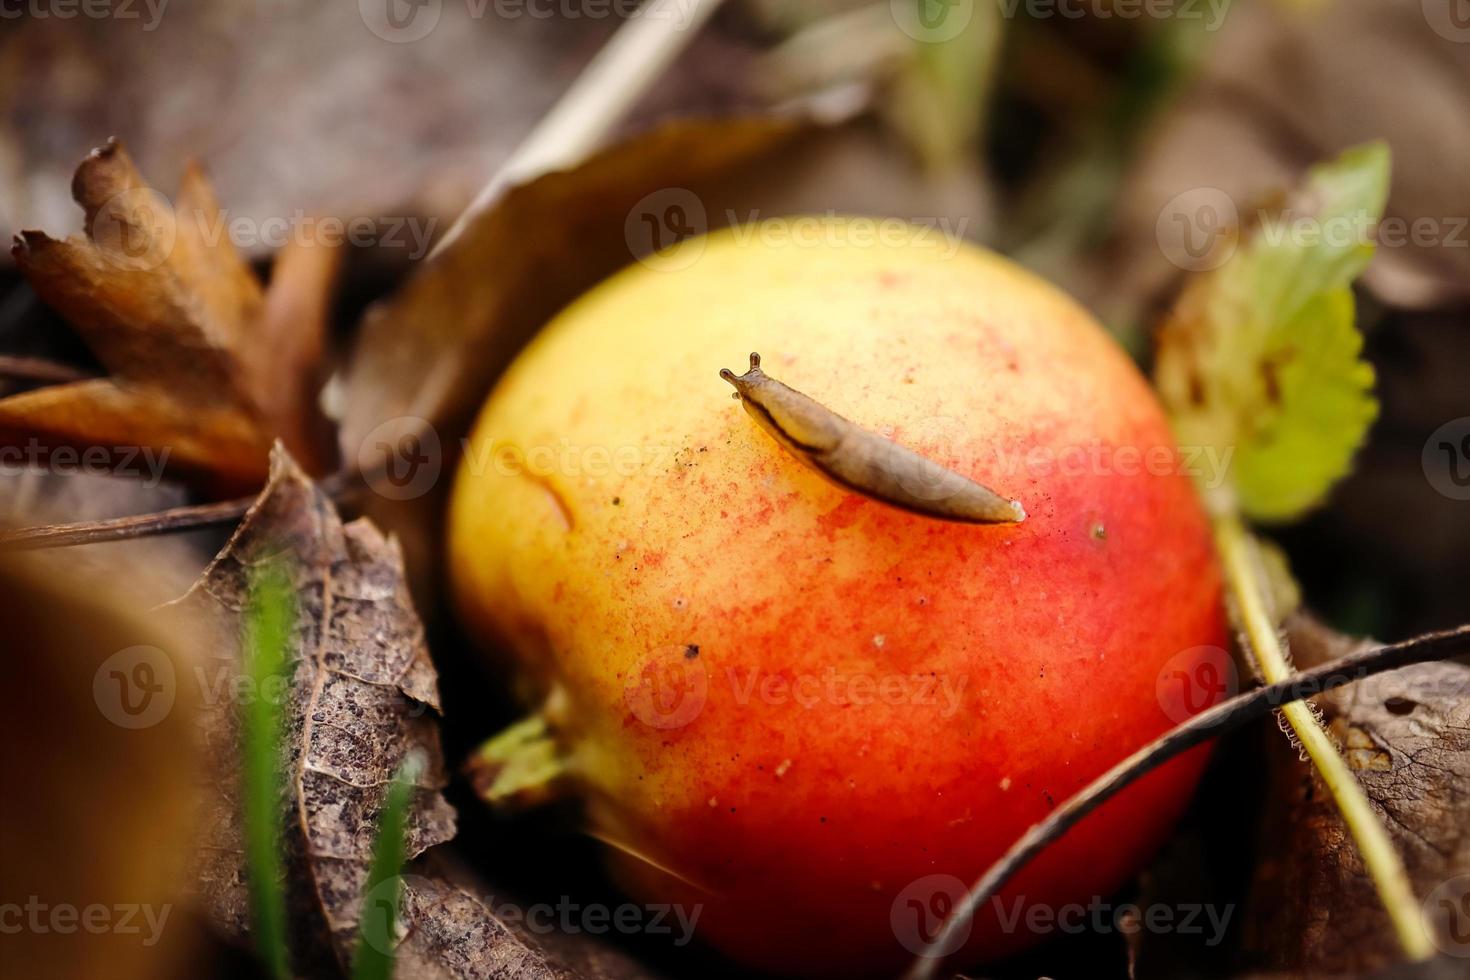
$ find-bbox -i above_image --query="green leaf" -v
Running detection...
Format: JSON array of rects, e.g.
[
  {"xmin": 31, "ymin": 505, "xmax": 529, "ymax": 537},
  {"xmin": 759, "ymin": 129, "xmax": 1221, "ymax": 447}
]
[
  {"xmin": 352, "ymin": 752, "xmax": 423, "ymax": 980},
  {"xmin": 1155, "ymin": 141, "xmax": 1389, "ymax": 521},
  {"xmin": 242, "ymin": 560, "xmax": 296, "ymax": 980}
]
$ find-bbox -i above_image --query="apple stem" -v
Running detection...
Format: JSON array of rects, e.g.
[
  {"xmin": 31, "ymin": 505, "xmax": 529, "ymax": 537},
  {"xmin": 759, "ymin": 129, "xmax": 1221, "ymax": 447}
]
[{"xmin": 465, "ymin": 698, "xmax": 571, "ymax": 810}]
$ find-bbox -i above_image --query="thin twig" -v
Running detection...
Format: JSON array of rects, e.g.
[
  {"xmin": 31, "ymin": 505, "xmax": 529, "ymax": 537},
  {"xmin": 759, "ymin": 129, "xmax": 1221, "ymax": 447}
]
[
  {"xmin": 0, "ymin": 355, "xmax": 95, "ymax": 386},
  {"xmin": 0, "ymin": 472, "xmax": 357, "ymax": 551},
  {"xmin": 0, "ymin": 496, "xmax": 253, "ymax": 551},
  {"xmin": 902, "ymin": 622, "xmax": 1470, "ymax": 980}
]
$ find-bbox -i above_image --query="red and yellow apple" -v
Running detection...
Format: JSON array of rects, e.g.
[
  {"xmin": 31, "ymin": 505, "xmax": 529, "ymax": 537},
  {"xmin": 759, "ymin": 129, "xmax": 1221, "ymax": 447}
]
[{"xmin": 448, "ymin": 218, "xmax": 1226, "ymax": 976}]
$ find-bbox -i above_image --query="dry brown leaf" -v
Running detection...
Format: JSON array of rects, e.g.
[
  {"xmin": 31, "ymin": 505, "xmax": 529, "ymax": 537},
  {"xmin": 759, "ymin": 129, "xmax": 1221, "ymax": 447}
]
[
  {"xmin": 165, "ymin": 445, "xmax": 452, "ymax": 973},
  {"xmin": 169, "ymin": 446, "xmax": 646, "ymax": 979},
  {"xmin": 377, "ymin": 869, "xmax": 566, "ymax": 980},
  {"xmin": 0, "ymin": 377, "xmax": 272, "ymax": 489},
  {"xmin": 392, "ymin": 852, "xmax": 671, "ymax": 980},
  {"xmin": 1241, "ymin": 615, "xmax": 1470, "ymax": 974},
  {"xmin": 6, "ymin": 140, "xmax": 338, "ymax": 489},
  {"xmin": 252, "ymin": 238, "xmax": 342, "ymax": 475}
]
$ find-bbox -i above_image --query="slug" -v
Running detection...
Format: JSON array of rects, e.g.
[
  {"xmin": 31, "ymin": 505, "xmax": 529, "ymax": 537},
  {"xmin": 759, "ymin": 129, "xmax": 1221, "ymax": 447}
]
[{"xmin": 719, "ymin": 352, "xmax": 1025, "ymax": 524}]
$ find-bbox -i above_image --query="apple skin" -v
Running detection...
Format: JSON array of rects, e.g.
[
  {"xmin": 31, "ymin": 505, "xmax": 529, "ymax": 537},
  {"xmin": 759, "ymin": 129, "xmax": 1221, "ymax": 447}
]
[{"xmin": 448, "ymin": 220, "xmax": 1227, "ymax": 977}]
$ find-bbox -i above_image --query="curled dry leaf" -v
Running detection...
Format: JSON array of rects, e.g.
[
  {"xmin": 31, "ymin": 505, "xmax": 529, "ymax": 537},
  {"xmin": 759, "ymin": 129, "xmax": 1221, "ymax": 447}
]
[
  {"xmin": 1242, "ymin": 615, "xmax": 1470, "ymax": 974},
  {"xmin": 6, "ymin": 140, "xmax": 337, "ymax": 489}
]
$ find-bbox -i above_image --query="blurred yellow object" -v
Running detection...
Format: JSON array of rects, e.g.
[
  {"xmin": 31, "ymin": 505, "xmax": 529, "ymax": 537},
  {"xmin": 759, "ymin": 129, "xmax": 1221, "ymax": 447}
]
[{"xmin": 0, "ymin": 552, "xmax": 203, "ymax": 980}]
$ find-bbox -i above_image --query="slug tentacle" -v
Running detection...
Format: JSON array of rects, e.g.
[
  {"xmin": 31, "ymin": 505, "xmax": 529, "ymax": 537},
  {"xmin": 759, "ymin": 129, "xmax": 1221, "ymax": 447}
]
[{"xmin": 719, "ymin": 351, "xmax": 1025, "ymax": 525}]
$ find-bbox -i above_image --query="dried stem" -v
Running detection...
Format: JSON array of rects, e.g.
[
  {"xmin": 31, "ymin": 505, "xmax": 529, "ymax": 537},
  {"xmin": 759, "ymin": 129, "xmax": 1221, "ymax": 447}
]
[
  {"xmin": 1214, "ymin": 513, "xmax": 1437, "ymax": 961},
  {"xmin": 0, "ymin": 473, "xmax": 355, "ymax": 551},
  {"xmin": 0, "ymin": 496, "xmax": 254, "ymax": 550}
]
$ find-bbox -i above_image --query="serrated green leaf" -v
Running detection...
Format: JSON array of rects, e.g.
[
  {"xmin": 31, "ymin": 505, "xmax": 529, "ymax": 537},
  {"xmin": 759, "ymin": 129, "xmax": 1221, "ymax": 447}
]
[{"xmin": 1155, "ymin": 141, "xmax": 1389, "ymax": 522}]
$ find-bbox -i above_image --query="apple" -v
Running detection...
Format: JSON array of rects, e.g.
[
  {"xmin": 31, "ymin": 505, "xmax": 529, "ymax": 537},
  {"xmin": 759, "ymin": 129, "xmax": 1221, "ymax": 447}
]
[{"xmin": 448, "ymin": 218, "xmax": 1226, "ymax": 976}]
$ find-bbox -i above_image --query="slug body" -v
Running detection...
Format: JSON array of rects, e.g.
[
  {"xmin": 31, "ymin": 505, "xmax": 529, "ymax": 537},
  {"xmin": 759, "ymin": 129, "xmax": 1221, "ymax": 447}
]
[{"xmin": 720, "ymin": 352, "xmax": 1025, "ymax": 524}]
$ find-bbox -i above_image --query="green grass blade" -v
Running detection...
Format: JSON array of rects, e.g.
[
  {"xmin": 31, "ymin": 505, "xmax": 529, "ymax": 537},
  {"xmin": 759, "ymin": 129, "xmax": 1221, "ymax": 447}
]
[
  {"xmin": 242, "ymin": 560, "xmax": 296, "ymax": 980},
  {"xmin": 352, "ymin": 752, "xmax": 423, "ymax": 980}
]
